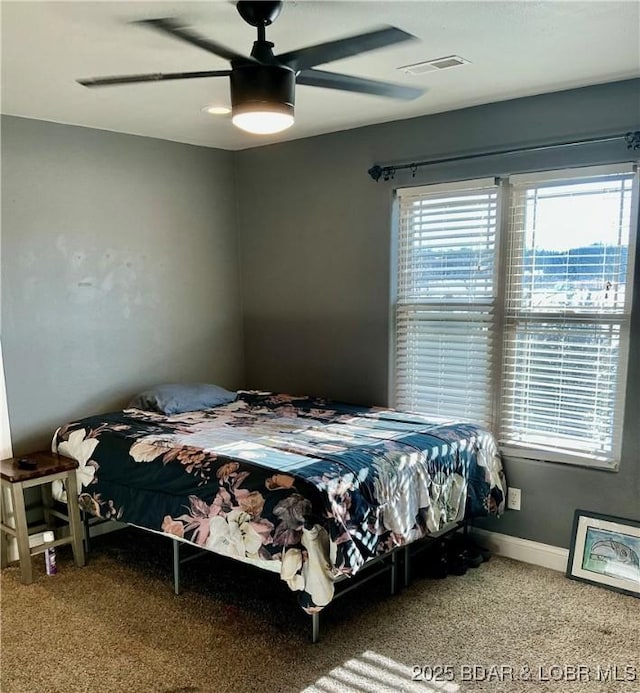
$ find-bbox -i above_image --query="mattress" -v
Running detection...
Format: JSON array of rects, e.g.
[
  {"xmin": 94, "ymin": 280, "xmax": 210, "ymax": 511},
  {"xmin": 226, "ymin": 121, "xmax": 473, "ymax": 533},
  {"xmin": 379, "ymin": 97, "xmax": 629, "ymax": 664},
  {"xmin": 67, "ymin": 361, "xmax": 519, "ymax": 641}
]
[{"xmin": 53, "ymin": 390, "xmax": 506, "ymax": 611}]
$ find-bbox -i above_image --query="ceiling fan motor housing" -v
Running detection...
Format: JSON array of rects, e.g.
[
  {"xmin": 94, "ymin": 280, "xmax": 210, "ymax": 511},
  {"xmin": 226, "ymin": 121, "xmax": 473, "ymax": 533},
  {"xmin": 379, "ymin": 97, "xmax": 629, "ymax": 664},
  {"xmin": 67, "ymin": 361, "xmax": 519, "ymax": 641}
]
[{"xmin": 230, "ymin": 63, "xmax": 295, "ymax": 117}]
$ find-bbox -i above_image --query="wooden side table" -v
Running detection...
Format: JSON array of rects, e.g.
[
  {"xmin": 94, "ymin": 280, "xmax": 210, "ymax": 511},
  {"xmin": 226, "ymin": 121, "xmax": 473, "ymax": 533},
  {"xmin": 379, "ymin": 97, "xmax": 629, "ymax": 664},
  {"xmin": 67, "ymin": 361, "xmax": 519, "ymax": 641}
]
[{"xmin": 0, "ymin": 451, "xmax": 85, "ymax": 584}]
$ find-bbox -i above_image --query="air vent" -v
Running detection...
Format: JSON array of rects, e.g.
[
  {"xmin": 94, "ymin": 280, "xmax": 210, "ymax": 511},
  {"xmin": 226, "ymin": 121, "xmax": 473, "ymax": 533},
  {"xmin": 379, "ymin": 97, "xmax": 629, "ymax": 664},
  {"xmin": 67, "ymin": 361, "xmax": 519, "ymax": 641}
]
[{"xmin": 398, "ymin": 55, "xmax": 470, "ymax": 75}]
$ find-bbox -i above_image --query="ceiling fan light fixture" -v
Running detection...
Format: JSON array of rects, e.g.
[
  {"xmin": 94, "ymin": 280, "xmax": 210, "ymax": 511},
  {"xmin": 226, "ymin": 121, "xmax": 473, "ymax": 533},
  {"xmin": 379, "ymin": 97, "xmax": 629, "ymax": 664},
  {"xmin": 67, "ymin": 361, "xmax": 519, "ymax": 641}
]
[
  {"xmin": 232, "ymin": 107, "xmax": 294, "ymax": 135},
  {"xmin": 230, "ymin": 63, "xmax": 295, "ymax": 135}
]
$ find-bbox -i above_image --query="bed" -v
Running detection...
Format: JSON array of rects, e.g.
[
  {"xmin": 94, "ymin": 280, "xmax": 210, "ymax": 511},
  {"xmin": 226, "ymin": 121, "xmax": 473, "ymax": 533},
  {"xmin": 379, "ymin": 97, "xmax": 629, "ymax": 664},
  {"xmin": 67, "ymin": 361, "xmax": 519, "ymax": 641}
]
[{"xmin": 53, "ymin": 390, "xmax": 505, "ymax": 636}]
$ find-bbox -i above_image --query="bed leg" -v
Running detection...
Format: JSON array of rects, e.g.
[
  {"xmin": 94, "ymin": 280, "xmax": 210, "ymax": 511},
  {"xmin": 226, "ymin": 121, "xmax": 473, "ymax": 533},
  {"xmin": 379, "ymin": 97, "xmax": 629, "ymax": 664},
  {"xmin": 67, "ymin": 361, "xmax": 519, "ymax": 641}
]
[
  {"xmin": 173, "ymin": 539, "xmax": 181, "ymax": 595},
  {"xmin": 390, "ymin": 549, "xmax": 398, "ymax": 595},
  {"xmin": 404, "ymin": 545, "xmax": 411, "ymax": 587},
  {"xmin": 311, "ymin": 612, "xmax": 320, "ymax": 644},
  {"xmin": 82, "ymin": 511, "xmax": 91, "ymax": 556}
]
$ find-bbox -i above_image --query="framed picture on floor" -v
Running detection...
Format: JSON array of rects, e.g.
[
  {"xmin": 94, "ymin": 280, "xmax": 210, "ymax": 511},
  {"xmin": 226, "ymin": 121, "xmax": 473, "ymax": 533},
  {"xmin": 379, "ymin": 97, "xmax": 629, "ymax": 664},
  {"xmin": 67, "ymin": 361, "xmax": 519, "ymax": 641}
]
[{"xmin": 567, "ymin": 510, "xmax": 640, "ymax": 598}]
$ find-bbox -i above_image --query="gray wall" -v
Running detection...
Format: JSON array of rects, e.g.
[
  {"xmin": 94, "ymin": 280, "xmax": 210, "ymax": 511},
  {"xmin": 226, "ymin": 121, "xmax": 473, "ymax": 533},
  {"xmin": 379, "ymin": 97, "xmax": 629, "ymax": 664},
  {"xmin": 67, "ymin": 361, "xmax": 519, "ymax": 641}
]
[
  {"xmin": 1, "ymin": 116, "xmax": 244, "ymax": 454},
  {"xmin": 235, "ymin": 78, "xmax": 640, "ymax": 547}
]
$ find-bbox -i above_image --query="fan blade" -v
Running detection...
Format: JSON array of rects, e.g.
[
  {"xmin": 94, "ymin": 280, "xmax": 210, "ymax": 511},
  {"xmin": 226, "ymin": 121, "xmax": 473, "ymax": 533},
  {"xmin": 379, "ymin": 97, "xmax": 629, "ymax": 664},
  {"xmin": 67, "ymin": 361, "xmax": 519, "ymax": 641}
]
[
  {"xmin": 137, "ymin": 18, "xmax": 252, "ymax": 63},
  {"xmin": 297, "ymin": 68, "xmax": 424, "ymax": 100},
  {"xmin": 77, "ymin": 70, "xmax": 231, "ymax": 87},
  {"xmin": 277, "ymin": 26, "xmax": 417, "ymax": 71}
]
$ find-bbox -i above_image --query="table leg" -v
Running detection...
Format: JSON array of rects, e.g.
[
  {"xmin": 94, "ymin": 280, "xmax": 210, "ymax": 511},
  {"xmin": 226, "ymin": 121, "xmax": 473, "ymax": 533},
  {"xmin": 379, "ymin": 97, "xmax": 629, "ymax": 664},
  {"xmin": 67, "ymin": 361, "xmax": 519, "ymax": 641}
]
[
  {"xmin": 11, "ymin": 482, "xmax": 32, "ymax": 584},
  {"xmin": 0, "ymin": 529, "xmax": 6, "ymax": 569},
  {"xmin": 41, "ymin": 483, "xmax": 53, "ymax": 529},
  {"xmin": 0, "ymin": 484, "xmax": 8, "ymax": 569},
  {"xmin": 64, "ymin": 472, "xmax": 85, "ymax": 568}
]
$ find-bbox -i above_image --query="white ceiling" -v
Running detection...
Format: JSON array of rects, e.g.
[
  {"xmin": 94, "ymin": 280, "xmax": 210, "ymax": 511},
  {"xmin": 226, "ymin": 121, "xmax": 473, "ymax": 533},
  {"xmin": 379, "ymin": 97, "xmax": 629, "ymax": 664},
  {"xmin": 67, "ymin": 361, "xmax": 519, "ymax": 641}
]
[{"xmin": 2, "ymin": 1, "xmax": 639, "ymax": 151}]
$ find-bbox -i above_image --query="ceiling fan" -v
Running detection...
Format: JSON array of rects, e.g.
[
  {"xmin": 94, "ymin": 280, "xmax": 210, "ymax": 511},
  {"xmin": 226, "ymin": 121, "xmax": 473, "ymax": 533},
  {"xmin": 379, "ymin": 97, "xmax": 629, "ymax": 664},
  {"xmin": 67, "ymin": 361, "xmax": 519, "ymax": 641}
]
[{"xmin": 78, "ymin": 0, "xmax": 424, "ymax": 135}]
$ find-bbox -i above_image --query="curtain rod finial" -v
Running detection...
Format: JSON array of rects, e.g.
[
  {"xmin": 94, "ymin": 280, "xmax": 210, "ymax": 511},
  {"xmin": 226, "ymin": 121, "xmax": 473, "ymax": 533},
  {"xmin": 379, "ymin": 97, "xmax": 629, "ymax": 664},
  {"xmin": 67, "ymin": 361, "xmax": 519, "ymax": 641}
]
[
  {"xmin": 368, "ymin": 165, "xmax": 383, "ymax": 182},
  {"xmin": 368, "ymin": 165, "xmax": 397, "ymax": 182}
]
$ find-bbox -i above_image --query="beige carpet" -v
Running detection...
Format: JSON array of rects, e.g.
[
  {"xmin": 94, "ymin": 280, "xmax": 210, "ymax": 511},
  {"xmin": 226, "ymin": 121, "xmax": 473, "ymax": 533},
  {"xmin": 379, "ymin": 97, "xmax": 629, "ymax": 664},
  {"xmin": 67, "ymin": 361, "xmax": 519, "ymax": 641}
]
[{"xmin": 1, "ymin": 528, "xmax": 638, "ymax": 693}]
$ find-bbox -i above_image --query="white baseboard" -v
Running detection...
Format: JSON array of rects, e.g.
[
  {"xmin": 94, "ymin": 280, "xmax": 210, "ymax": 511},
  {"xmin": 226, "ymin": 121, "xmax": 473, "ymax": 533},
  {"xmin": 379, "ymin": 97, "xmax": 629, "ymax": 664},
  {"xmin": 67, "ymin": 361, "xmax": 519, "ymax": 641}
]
[{"xmin": 471, "ymin": 528, "xmax": 569, "ymax": 572}]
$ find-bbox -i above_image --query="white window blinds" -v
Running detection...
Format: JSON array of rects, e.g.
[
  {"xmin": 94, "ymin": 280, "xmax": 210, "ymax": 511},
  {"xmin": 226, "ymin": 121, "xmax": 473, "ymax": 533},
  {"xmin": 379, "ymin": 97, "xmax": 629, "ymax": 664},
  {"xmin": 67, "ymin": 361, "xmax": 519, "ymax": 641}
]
[
  {"xmin": 395, "ymin": 180, "xmax": 499, "ymax": 426},
  {"xmin": 499, "ymin": 168, "xmax": 636, "ymax": 465},
  {"xmin": 392, "ymin": 164, "xmax": 638, "ymax": 468}
]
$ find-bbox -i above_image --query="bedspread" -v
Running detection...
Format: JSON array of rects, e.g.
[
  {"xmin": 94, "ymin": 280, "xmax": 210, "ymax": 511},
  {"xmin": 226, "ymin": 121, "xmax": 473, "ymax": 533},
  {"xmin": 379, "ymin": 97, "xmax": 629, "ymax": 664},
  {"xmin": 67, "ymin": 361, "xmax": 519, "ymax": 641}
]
[{"xmin": 53, "ymin": 391, "xmax": 505, "ymax": 611}]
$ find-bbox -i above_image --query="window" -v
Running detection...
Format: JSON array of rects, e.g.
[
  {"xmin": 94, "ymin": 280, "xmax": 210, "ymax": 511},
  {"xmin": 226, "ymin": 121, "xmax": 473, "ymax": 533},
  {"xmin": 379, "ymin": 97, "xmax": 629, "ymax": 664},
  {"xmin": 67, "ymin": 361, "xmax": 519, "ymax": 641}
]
[
  {"xmin": 395, "ymin": 179, "xmax": 498, "ymax": 427},
  {"xmin": 393, "ymin": 164, "xmax": 638, "ymax": 468}
]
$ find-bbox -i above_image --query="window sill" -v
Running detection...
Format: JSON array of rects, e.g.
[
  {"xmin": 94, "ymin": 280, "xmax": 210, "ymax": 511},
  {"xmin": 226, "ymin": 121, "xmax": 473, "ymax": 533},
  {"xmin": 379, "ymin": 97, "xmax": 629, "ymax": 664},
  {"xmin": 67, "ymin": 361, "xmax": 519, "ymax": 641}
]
[{"xmin": 499, "ymin": 444, "xmax": 620, "ymax": 472}]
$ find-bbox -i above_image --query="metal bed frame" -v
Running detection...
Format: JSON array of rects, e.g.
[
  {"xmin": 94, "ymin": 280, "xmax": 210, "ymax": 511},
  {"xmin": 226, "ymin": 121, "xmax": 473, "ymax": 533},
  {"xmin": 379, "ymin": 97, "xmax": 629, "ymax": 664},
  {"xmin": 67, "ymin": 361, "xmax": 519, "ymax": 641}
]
[
  {"xmin": 83, "ymin": 511, "xmax": 466, "ymax": 643},
  {"xmin": 170, "ymin": 519, "xmax": 466, "ymax": 643}
]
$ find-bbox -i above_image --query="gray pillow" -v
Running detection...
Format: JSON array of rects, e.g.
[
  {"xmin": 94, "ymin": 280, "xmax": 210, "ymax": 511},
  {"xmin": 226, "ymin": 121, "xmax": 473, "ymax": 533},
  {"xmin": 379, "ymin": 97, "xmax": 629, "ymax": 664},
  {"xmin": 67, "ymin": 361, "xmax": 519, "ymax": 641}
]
[{"xmin": 128, "ymin": 383, "xmax": 237, "ymax": 415}]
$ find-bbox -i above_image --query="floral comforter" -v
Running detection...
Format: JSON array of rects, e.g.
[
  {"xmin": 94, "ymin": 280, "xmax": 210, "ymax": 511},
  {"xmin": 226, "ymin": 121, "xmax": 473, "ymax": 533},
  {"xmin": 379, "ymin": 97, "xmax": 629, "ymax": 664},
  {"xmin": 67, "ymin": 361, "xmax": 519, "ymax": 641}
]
[{"xmin": 53, "ymin": 391, "xmax": 505, "ymax": 612}]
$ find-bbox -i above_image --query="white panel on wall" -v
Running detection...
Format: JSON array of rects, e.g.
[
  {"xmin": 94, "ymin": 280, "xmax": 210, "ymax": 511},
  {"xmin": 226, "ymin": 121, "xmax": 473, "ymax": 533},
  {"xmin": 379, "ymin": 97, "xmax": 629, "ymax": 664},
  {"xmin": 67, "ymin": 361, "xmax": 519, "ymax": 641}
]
[
  {"xmin": 0, "ymin": 339, "xmax": 12, "ymax": 458},
  {"xmin": 0, "ymin": 338, "xmax": 17, "ymax": 562}
]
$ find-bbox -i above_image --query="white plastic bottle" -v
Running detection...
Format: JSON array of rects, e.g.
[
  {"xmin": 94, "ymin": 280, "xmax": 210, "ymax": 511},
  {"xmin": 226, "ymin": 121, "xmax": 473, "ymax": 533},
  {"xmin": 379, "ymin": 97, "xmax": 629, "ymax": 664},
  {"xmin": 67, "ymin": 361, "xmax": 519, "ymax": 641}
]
[{"xmin": 43, "ymin": 530, "xmax": 57, "ymax": 575}]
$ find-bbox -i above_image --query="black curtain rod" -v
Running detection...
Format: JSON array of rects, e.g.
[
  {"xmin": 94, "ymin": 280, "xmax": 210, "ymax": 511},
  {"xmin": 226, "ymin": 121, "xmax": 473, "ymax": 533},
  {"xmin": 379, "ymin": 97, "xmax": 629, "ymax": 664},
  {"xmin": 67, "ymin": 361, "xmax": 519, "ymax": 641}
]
[{"xmin": 367, "ymin": 130, "xmax": 640, "ymax": 182}]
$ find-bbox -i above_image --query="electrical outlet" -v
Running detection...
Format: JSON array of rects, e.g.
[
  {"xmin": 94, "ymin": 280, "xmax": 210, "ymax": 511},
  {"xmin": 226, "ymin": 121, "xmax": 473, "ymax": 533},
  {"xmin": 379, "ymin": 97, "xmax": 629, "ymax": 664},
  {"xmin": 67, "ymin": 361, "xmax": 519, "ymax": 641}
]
[{"xmin": 507, "ymin": 487, "xmax": 521, "ymax": 511}]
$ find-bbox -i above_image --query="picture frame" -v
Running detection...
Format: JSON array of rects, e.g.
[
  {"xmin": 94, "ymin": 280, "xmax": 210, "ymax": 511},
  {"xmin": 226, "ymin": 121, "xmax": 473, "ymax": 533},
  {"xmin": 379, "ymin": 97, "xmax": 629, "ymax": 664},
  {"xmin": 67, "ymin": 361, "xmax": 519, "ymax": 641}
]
[{"xmin": 567, "ymin": 509, "xmax": 640, "ymax": 598}]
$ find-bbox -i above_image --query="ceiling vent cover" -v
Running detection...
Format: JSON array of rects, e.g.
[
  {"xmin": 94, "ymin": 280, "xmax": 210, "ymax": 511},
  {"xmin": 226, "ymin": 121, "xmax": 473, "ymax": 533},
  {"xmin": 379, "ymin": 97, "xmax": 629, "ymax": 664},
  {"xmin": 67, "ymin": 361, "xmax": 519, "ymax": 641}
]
[{"xmin": 398, "ymin": 55, "xmax": 469, "ymax": 75}]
